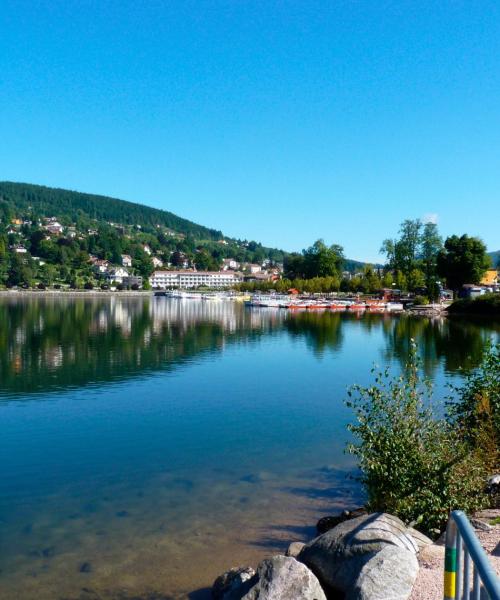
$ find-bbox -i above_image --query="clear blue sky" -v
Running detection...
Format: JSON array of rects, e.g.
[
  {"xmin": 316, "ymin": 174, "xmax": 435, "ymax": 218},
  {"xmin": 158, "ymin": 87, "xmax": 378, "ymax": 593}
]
[{"xmin": 1, "ymin": 1, "xmax": 499, "ymax": 262}]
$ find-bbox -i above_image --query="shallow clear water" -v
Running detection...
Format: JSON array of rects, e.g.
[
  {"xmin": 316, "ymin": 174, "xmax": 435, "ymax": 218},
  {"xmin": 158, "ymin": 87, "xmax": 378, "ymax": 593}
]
[{"xmin": 0, "ymin": 297, "xmax": 498, "ymax": 599}]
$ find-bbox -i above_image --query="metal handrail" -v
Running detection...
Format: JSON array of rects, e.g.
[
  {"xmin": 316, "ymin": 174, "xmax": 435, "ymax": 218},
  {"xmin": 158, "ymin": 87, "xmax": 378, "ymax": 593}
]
[{"xmin": 444, "ymin": 510, "xmax": 500, "ymax": 600}]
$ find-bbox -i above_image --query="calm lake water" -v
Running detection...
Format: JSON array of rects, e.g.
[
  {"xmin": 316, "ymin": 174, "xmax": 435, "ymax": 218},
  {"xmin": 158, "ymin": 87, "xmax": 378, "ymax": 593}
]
[{"xmin": 0, "ymin": 296, "xmax": 498, "ymax": 600}]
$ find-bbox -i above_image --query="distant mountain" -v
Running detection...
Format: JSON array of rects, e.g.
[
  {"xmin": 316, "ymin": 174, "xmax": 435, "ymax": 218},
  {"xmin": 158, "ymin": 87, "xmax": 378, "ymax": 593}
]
[{"xmin": 488, "ymin": 250, "xmax": 500, "ymax": 268}]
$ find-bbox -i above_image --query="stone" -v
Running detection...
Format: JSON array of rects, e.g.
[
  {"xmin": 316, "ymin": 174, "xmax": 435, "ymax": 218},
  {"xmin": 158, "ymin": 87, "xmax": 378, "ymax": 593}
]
[
  {"xmin": 286, "ymin": 541, "xmax": 306, "ymax": 558},
  {"xmin": 470, "ymin": 518, "xmax": 493, "ymax": 532},
  {"xmin": 346, "ymin": 545, "xmax": 419, "ymax": 600},
  {"xmin": 316, "ymin": 508, "xmax": 367, "ymax": 534},
  {"xmin": 212, "ymin": 566, "xmax": 256, "ymax": 600},
  {"xmin": 298, "ymin": 513, "xmax": 419, "ymax": 593},
  {"xmin": 242, "ymin": 555, "xmax": 326, "ymax": 600},
  {"xmin": 407, "ymin": 527, "xmax": 433, "ymax": 552},
  {"xmin": 79, "ymin": 562, "xmax": 92, "ymax": 573}
]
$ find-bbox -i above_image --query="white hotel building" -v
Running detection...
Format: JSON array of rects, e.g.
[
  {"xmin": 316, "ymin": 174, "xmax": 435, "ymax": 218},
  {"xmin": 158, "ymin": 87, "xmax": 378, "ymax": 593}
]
[{"xmin": 150, "ymin": 270, "xmax": 242, "ymax": 289}]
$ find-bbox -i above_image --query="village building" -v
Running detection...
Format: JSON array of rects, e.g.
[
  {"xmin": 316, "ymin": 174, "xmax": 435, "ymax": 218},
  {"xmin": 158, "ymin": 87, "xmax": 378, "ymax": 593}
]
[
  {"xmin": 222, "ymin": 258, "xmax": 240, "ymax": 270},
  {"xmin": 121, "ymin": 254, "xmax": 133, "ymax": 267},
  {"xmin": 105, "ymin": 267, "xmax": 129, "ymax": 284},
  {"xmin": 150, "ymin": 270, "xmax": 242, "ymax": 289},
  {"xmin": 152, "ymin": 256, "xmax": 164, "ymax": 268}
]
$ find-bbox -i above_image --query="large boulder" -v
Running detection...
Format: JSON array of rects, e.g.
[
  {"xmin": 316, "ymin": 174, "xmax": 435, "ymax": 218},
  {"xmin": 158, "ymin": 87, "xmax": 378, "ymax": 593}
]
[
  {"xmin": 346, "ymin": 545, "xmax": 419, "ymax": 600},
  {"xmin": 298, "ymin": 513, "xmax": 419, "ymax": 593},
  {"xmin": 407, "ymin": 527, "xmax": 433, "ymax": 552},
  {"xmin": 242, "ymin": 555, "xmax": 327, "ymax": 600}
]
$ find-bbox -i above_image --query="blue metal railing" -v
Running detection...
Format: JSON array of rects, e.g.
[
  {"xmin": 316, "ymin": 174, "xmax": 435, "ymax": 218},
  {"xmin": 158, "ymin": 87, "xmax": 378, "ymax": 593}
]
[{"xmin": 444, "ymin": 510, "xmax": 500, "ymax": 600}]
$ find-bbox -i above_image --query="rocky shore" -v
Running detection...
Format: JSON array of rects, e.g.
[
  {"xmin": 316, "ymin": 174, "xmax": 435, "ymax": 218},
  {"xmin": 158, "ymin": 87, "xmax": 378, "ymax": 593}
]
[{"xmin": 211, "ymin": 509, "xmax": 500, "ymax": 600}]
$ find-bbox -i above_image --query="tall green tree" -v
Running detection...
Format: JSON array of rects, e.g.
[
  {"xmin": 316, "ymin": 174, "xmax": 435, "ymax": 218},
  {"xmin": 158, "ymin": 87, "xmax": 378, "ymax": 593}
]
[
  {"xmin": 303, "ymin": 239, "xmax": 344, "ymax": 279},
  {"xmin": 420, "ymin": 222, "xmax": 443, "ymax": 299},
  {"xmin": 437, "ymin": 235, "xmax": 490, "ymax": 292},
  {"xmin": 381, "ymin": 219, "xmax": 422, "ymax": 286}
]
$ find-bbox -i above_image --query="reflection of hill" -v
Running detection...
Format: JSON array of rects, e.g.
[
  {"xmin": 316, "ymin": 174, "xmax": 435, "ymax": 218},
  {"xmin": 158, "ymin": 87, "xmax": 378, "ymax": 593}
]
[{"xmin": 0, "ymin": 298, "xmax": 284, "ymax": 397}]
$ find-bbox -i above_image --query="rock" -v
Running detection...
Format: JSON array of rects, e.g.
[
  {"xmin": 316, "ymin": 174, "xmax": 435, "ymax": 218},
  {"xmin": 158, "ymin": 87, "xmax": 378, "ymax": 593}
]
[
  {"xmin": 316, "ymin": 508, "xmax": 367, "ymax": 534},
  {"xmin": 79, "ymin": 562, "xmax": 92, "ymax": 573},
  {"xmin": 470, "ymin": 518, "xmax": 493, "ymax": 532},
  {"xmin": 346, "ymin": 545, "xmax": 419, "ymax": 600},
  {"xmin": 212, "ymin": 567, "xmax": 256, "ymax": 600},
  {"xmin": 487, "ymin": 474, "xmax": 500, "ymax": 492},
  {"xmin": 316, "ymin": 515, "xmax": 346, "ymax": 534},
  {"xmin": 242, "ymin": 555, "xmax": 326, "ymax": 600},
  {"xmin": 286, "ymin": 541, "xmax": 305, "ymax": 558},
  {"xmin": 299, "ymin": 513, "xmax": 419, "ymax": 593},
  {"xmin": 407, "ymin": 527, "xmax": 433, "ymax": 552}
]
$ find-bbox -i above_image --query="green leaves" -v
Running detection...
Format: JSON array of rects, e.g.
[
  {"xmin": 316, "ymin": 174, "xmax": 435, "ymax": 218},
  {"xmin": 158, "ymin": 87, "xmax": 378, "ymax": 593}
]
[{"xmin": 345, "ymin": 342, "xmax": 492, "ymax": 535}]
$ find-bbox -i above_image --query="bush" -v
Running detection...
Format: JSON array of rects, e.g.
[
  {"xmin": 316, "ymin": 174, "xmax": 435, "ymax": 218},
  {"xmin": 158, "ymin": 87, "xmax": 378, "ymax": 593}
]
[
  {"xmin": 448, "ymin": 342, "xmax": 499, "ymax": 473},
  {"xmin": 448, "ymin": 293, "xmax": 500, "ymax": 315},
  {"xmin": 83, "ymin": 282, "xmax": 94, "ymax": 290},
  {"xmin": 412, "ymin": 295, "xmax": 429, "ymax": 305},
  {"xmin": 346, "ymin": 342, "xmax": 490, "ymax": 536}
]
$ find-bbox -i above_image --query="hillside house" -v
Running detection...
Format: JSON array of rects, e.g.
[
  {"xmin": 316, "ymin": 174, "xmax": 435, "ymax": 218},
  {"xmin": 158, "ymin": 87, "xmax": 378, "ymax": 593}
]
[
  {"xmin": 222, "ymin": 258, "xmax": 240, "ymax": 270},
  {"xmin": 92, "ymin": 260, "xmax": 110, "ymax": 274},
  {"xmin": 152, "ymin": 256, "xmax": 164, "ymax": 268},
  {"xmin": 121, "ymin": 254, "xmax": 133, "ymax": 267},
  {"xmin": 105, "ymin": 267, "xmax": 129, "ymax": 284}
]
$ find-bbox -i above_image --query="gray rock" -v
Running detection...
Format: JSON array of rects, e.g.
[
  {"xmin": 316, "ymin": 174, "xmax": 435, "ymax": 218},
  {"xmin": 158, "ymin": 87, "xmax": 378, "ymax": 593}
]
[
  {"xmin": 346, "ymin": 545, "xmax": 419, "ymax": 600},
  {"xmin": 407, "ymin": 527, "xmax": 433, "ymax": 552},
  {"xmin": 212, "ymin": 567, "xmax": 256, "ymax": 600},
  {"xmin": 298, "ymin": 513, "xmax": 419, "ymax": 593},
  {"xmin": 470, "ymin": 518, "xmax": 493, "ymax": 532},
  {"xmin": 242, "ymin": 555, "xmax": 326, "ymax": 600},
  {"xmin": 286, "ymin": 541, "xmax": 306, "ymax": 558}
]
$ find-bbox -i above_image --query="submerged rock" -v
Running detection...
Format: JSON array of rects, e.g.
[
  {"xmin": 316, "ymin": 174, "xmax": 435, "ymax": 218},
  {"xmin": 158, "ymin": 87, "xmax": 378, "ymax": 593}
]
[
  {"xmin": 299, "ymin": 513, "xmax": 419, "ymax": 594},
  {"xmin": 79, "ymin": 562, "xmax": 92, "ymax": 573}
]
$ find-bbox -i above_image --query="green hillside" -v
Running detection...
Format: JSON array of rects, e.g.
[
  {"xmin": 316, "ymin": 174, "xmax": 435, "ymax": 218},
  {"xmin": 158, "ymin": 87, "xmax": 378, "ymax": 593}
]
[
  {"xmin": 0, "ymin": 181, "xmax": 373, "ymax": 290},
  {"xmin": 0, "ymin": 181, "xmax": 222, "ymax": 240},
  {"xmin": 488, "ymin": 250, "xmax": 500, "ymax": 267}
]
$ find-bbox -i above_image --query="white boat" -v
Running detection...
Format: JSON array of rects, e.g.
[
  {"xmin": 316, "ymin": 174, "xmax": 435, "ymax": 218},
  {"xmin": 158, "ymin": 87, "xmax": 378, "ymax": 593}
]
[
  {"xmin": 386, "ymin": 302, "xmax": 404, "ymax": 311},
  {"xmin": 247, "ymin": 294, "xmax": 290, "ymax": 308}
]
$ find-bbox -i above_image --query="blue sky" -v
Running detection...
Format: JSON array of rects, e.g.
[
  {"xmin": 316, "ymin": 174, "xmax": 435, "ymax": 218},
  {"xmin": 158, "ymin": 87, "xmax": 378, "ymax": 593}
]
[{"xmin": 1, "ymin": 1, "xmax": 499, "ymax": 262}]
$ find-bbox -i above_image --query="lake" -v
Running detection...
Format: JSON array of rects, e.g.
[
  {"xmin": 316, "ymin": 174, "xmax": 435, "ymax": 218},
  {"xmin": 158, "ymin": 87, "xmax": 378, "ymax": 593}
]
[{"xmin": 0, "ymin": 296, "xmax": 498, "ymax": 600}]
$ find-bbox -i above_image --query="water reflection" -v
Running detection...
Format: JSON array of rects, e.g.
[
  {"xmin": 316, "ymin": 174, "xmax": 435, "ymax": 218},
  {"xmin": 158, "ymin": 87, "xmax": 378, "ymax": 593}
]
[{"xmin": 0, "ymin": 297, "xmax": 499, "ymax": 398}]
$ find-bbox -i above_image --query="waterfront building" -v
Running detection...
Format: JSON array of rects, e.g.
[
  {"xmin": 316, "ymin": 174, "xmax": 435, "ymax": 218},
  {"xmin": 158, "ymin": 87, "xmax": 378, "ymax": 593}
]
[{"xmin": 150, "ymin": 270, "xmax": 242, "ymax": 289}]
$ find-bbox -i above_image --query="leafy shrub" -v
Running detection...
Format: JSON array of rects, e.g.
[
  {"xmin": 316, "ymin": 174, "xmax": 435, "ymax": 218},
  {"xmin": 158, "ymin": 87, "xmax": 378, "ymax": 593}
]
[
  {"xmin": 346, "ymin": 342, "xmax": 490, "ymax": 535},
  {"xmin": 413, "ymin": 295, "xmax": 429, "ymax": 305},
  {"xmin": 448, "ymin": 342, "xmax": 499, "ymax": 473},
  {"xmin": 448, "ymin": 293, "xmax": 500, "ymax": 315}
]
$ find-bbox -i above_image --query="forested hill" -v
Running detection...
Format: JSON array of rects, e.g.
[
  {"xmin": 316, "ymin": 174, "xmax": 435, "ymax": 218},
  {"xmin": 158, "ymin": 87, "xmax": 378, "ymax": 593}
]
[
  {"xmin": 0, "ymin": 181, "xmax": 222, "ymax": 241},
  {"xmin": 488, "ymin": 250, "xmax": 500, "ymax": 267}
]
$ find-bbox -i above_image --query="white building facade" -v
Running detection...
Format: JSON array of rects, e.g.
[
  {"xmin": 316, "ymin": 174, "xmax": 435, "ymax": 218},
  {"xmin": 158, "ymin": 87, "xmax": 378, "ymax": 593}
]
[{"xmin": 150, "ymin": 270, "xmax": 242, "ymax": 289}]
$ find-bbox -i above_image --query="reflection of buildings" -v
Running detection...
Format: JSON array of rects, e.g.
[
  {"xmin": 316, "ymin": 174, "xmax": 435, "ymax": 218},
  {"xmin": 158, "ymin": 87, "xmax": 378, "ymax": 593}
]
[{"xmin": 0, "ymin": 298, "xmax": 286, "ymax": 395}]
